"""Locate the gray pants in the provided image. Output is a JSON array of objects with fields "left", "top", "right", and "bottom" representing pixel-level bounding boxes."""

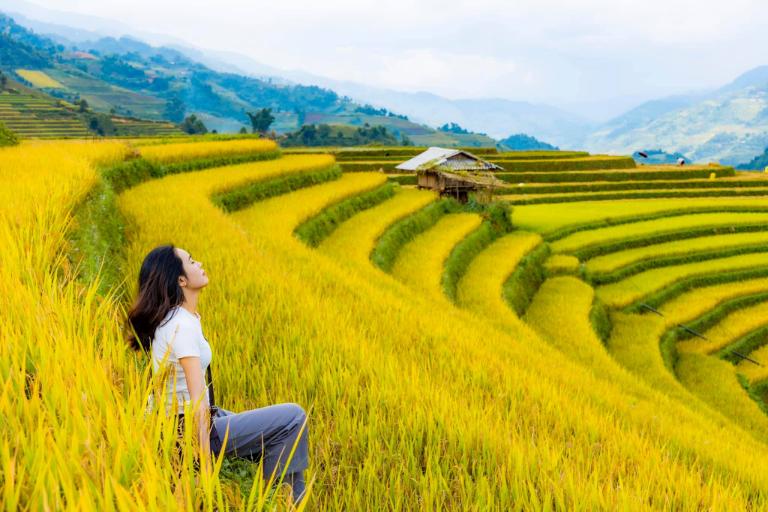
[{"left": 209, "top": 403, "right": 310, "bottom": 482}]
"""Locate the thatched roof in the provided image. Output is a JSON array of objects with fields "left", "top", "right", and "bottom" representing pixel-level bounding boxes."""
[
  {"left": 396, "top": 147, "right": 502, "bottom": 172},
  {"left": 434, "top": 169, "right": 505, "bottom": 187}
]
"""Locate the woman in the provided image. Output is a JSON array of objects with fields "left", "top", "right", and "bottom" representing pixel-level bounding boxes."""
[{"left": 128, "top": 244, "right": 309, "bottom": 504}]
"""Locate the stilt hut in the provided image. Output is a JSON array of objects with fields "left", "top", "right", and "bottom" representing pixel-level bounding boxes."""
[{"left": 396, "top": 147, "right": 503, "bottom": 202}]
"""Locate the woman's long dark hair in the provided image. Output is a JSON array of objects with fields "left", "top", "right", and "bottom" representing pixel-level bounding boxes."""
[{"left": 127, "top": 244, "right": 187, "bottom": 351}]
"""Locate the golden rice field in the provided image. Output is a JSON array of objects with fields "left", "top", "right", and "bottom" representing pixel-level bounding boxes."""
[
  {"left": 139, "top": 139, "right": 278, "bottom": 164},
  {"left": 15, "top": 69, "right": 64, "bottom": 88},
  {"left": 8, "top": 138, "right": 768, "bottom": 510}
]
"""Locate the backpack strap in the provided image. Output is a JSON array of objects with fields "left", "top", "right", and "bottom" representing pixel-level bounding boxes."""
[{"left": 206, "top": 365, "right": 218, "bottom": 415}]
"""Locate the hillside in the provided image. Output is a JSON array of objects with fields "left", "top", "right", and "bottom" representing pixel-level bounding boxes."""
[
  {"left": 0, "top": 76, "right": 182, "bottom": 138},
  {"left": 584, "top": 67, "right": 768, "bottom": 165},
  {"left": 0, "top": 13, "right": 496, "bottom": 147}
]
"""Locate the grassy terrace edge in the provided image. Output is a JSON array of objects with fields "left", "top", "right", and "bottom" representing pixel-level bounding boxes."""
[
  {"left": 495, "top": 167, "right": 733, "bottom": 184},
  {"left": 661, "top": 292, "right": 768, "bottom": 368},
  {"left": 212, "top": 165, "right": 342, "bottom": 212},
  {"left": 626, "top": 267, "right": 768, "bottom": 314},
  {"left": 538, "top": 206, "right": 768, "bottom": 242},
  {"left": 503, "top": 188, "right": 768, "bottom": 204},
  {"left": 441, "top": 203, "right": 513, "bottom": 302},
  {"left": 587, "top": 243, "right": 768, "bottom": 285},
  {"left": 294, "top": 182, "right": 398, "bottom": 247},
  {"left": 71, "top": 147, "right": 295, "bottom": 297},
  {"left": 503, "top": 243, "right": 550, "bottom": 316},
  {"left": 496, "top": 178, "right": 768, "bottom": 195},
  {"left": 371, "top": 198, "right": 462, "bottom": 272},
  {"left": 104, "top": 149, "right": 282, "bottom": 193},
  {"left": 571, "top": 224, "right": 768, "bottom": 260}
]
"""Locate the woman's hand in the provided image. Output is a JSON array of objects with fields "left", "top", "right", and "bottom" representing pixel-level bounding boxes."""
[
  {"left": 179, "top": 356, "right": 213, "bottom": 475},
  {"left": 195, "top": 406, "right": 213, "bottom": 475}
]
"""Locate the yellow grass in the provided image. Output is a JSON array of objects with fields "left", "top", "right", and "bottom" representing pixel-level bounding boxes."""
[
  {"left": 586, "top": 231, "right": 768, "bottom": 274},
  {"left": 608, "top": 312, "right": 694, "bottom": 401},
  {"left": 513, "top": 197, "right": 768, "bottom": 233},
  {"left": 677, "top": 353, "right": 768, "bottom": 441},
  {"left": 139, "top": 138, "right": 278, "bottom": 164},
  {"left": 737, "top": 344, "right": 768, "bottom": 383},
  {"left": 318, "top": 188, "right": 436, "bottom": 264},
  {"left": 596, "top": 252, "right": 768, "bottom": 308},
  {"left": 524, "top": 276, "right": 616, "bottom": 370},
  {"left": 10, "top": 139, "right": 768, "bottom": 508},
  {"left": 677, "top": 300, "right": 768, "bottom": 354},
  {"left": 552, "top": 212, "right": 768, "bottom": 254},
  {"left": 15, "top": 69, "right": 64, "bottom": 88},
  {"left": 456, "top": 231, "right": 541, "bottom": 321},
  {"left": 119, "top": 154, "right": 768, "bottom": 508},
  {"left": 391, "top": 213, "right": 482, "bottom": 299},
  {"left": 501, "top": 187, "right": 768, "bottom": 202},
  {"left": 543, "top": 254, "right": 580, "bottom": 275},
  {"left": 231, "top": 172, "right": 387, "bottom": 241},
  {"left": 659, "top": 277, "right": 768, "bottom": 328}
]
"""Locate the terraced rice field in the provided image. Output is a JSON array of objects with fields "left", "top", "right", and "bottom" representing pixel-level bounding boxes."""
[
  {"left": 10, "top": 138, "right": 768, "bottom": 509},
  {"left": 15, "top": 69, "right": 64, "bottom": 88},
  {"left": 0, "top": 91, "right": 91, "bottom": 138}
]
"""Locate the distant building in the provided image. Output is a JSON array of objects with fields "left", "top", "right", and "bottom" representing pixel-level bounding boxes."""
[{"left": 396, "top": 147, "right": 503, "bottom": 202}]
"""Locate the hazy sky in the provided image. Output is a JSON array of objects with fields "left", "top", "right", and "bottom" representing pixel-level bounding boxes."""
[{"left": 8, "top": 0, "right": 768, "bottom": 118}]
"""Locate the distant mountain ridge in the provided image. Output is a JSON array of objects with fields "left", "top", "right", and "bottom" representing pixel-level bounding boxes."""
[
  {"left": 0, "top": 13, "right": 497, "bottom": 147},
  {"left": 5, "top": 6, "right": 768, "bottom": 164},
  {"left": 583, "top": 67, "right": 768, "bottom": 165}
]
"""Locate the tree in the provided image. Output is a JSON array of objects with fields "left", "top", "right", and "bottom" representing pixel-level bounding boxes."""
[
  {"left": 0, "top": 71, "right": 7, "bottom": 90},
  {"left": 87, "top": 113, "right": 115, "bottom": 136},
  {"left": 0, "top": 121, "right": 19, "bottom": 147},
  {"left": 239, "top": 126, "right": 248, "bottom": 134},
  {"left": 179, "top": 114, "right": 208, "bottom": 135},
  {"left": 164, "top": 97, "right": 186, "bottom": 123},
  {"left": 246, "top": 108, "right": 275, "bottom": 134},
  {"left": 77, "top": 99, "right": 89, "bottom": 113}
]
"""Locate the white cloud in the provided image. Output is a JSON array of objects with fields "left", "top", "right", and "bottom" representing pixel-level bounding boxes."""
[{"left": 9, "top": 0, "right": 768, "bottom": 116}]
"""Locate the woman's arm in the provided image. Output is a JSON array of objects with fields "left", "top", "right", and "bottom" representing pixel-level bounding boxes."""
[{"left": 179, "top": 355, "right": 212, "bottom": 471}]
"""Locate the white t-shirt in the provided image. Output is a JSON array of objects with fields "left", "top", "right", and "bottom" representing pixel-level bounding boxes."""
[{"left": 146, "top": 306, "right": 213, "bottom": 415}]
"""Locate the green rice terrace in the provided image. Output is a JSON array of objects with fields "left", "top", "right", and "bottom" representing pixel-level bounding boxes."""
[{"left": 0, "top": 86, "right": 182, "bottom": 139}]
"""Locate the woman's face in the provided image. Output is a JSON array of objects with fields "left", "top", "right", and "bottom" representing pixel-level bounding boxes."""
[{"left": 175, "top": 247, "right": 209, "bottom": 290}]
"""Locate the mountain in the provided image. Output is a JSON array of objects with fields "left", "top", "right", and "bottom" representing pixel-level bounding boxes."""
[
  {"left": 583, "top": 67, "right": 768, "bottom": 165},
  {"left": 737, "top": 146, "right": 768, "bottom": 170},
  {"left": 498, "top": 133, "right": 558, "bottom": 151},
  {"left": 0, "top": 13, "right": 496, "bottom": 146},
  {"left": 9, "top": 4, "right": 768, "bottom": 163},
  {"left": 0, "top": 3, "right": 595, "bottom": 148},
  {"left": 230, "top": 71, "right": 593, "bottom": 147}
]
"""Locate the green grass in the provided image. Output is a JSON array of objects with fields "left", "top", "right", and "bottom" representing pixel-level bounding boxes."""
[
  {"left": 587, "top": 243, "right": 768, "bottom": 285},
  {"left": 676, "top": 353, "right": 768, "bottom": 442},
  {"left": 501, "top": 177, "right": 768, "bottom": 195},
  {"left": 503, "top": 243, "right": 550, "bottom": 315},
  {"left": 585, "top": 232, "right": 768, "bottom": 276},
  {"left": 295, "top": 183, "right": 397, "bottom": 247},
  {"left": 551, "top": 212, "right": 768, "bottom": 255},
  {"left": 496, "top": 166, "right": 733, "bottom": 184},
  {"left": 596, "top": 252, "right": 768, "bottom": 308},
  {"left": 213, "top": 165, "right": 342, "bottom": 212},
  {"left": 513, "top": 199, "right": 768, "bottom": 236},
  {"left": 441, "top": 204, "right": 514, "bottom": 301},
  {"left": 0, "top": 92, "right": 91, "bottom": 138},
  {"left": 371, "top": 198, "right": 462, "bottom": 272},
  {"left": 390, "top": 213, "right": 483, "bottom": 299},
  {"left": 502, "top": 187, "right": 768, "bottom": 204},
  {"left": 494, "top": 155, "right": 636, "bottom": 172}
]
